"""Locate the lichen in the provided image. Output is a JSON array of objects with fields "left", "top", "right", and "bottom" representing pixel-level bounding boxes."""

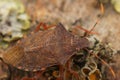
[{"left": 0, "top": 0, "right": 30, "bottom": 48}]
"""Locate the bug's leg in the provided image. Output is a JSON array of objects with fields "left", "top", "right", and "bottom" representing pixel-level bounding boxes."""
[
  {"left": 34, "top": 22, "right": 46, "bottom": 32},
  {"left": 72, "top": 25, "right": 99, "bottom": 36},
  {"left": 44, "top": 25, "right": 56, "bottom": 30},
  {"left": 66, "top": 59, "right": 79, "bottom": 80},
  {"left": 34, "top": 22, "right": 56, "bottom": 32},
  {"left": 56, "top": 65, "right": 64, "bottom": 80}
]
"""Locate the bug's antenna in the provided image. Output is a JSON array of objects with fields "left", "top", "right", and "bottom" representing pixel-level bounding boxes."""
[
  {"left": 86, "top": 15, "right": 102, "bottom": 36},
  {"left": 86, "top": 2, "right": 104, "bottom": 36},
  {"left": 72, "top": 1, "right": 104, "bottom": 36}
]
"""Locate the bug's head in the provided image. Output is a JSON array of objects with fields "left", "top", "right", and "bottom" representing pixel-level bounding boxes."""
[{"left": 73, "top": 36, "right": 90, "bottom": 51}]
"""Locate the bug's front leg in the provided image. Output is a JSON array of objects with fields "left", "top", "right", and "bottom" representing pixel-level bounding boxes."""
[
  {"left": 66, "top": 59, "right": 80, "bottom": 80},
  {"left": 56, "top": 65, "right": 65, "bottom": 80},
  {"left": 34, "top": 22, "right": 56, "bottom": 32}
]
